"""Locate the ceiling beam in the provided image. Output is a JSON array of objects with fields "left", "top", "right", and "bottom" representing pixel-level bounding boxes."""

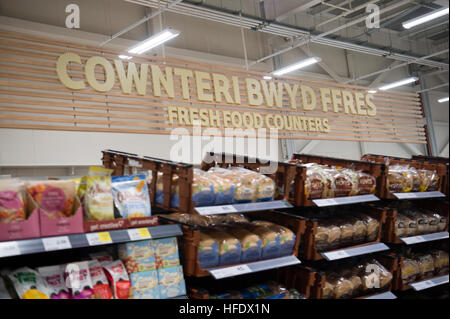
[
  {"left": 298, "top": 47, "right": 346, "bottom": 83},
  {"left": 275, "top": 0, "right": 323, "bottom": 22},
  {"left": 369, "top": 61, "right": 403, "bottom": 87}
]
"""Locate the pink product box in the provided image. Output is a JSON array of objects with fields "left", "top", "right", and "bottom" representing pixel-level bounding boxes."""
[
  {"left": 38, "top": 196, "right": 84, "bottom": 237},
  {"left": 0, "top": 205, "right": 40, "bottom": 242}
]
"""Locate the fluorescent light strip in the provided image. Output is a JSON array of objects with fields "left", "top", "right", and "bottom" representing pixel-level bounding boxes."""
[
  {"left": 263, "top": 75, "right": 273, "bottom": 80},
  {"left": 118, "top": 55, "right": 132, "bottom": 60},
  {"left": 378, "top": 77, "right": 418, "bottom": 91},
  {"left": 272, "top": 57, "right": 321, "bottom": 76},
  {"left": 402, "top": 7, "right": 449, "bottom": 29},
  {"left": 368, "top": 89, "right": 377, "bottom": 94},
  {"left": 438, "top": 97, "right": 449, "bottom": 103},
  {"left": 128, "top": 29, "right": 180, "bottom": 54}
]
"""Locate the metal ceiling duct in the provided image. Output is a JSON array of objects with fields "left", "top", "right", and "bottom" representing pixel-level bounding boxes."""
[{"left": 125, "top": 0, "right": 448, "bottom": 70}]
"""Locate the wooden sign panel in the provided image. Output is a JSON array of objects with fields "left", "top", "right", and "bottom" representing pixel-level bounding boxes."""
[{"left": 0, "top": 31, "right": 426, "bottom": 143}]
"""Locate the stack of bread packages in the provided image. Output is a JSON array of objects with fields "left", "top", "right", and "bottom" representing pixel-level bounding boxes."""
[
  {"left": 314, "top": 211, "right": 380, "bottom": 252},
  {"left": 387, "top": 165, "right": 440, "bottom": 194},
  {"left": 395, "top": 209, "right": 447, "bottom": 239},
  {"left": 321, "top": 258, "right": 393, "bottom": 299},
  {"left": 288, "top": 160, "right": 377, "bottom": 200},
  {"left": 401, "top": 249, "right": 449, "bottom": 286},
  {"left": 164, "top": 213, "right": 296, "bottom": 268},
  {"left": 154, "top": 167, "right": 275, "bottom": 208}
]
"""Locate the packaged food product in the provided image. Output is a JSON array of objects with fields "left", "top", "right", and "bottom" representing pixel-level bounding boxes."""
[
  {"left": 315, "top": 222, "right": 330, "bottom": 251},
  {"left": 241, "top": 223, "right": 280, "bottom": 259},
  {"left": 220, "top": 226, "right": 262, "bottom": 263},
  {"left": 37, "top": 265, "right": 71, "bottom": 299},
  {"left": 327, "top": 273, "right": 354, "bottom": 299},
  {"left": 204, "top": 229, "right": 242, "bottom": 266},
  {"left": 190, "top": 169, "right": 215, "bottom": 207},
  {"left": 431, "top": 250, "right": 449, "bottom": 274},
  {"left": 325, "top": 221, "right": 341, "bottom": 250},
  {"left": 88, "top": 260, "right": 113, "bottom": 299},
  {"left": 342, "top": 168, "right": 359, "bottom": 196},
  {"left": 198, "top": 232, "right": 220, "bottom": 268},
  {"left": 229, "top": 167, "right": 275, "bottom": 202},
  {"left": 207, "top": 167, "right": 252, "bottom": 203},
  {"left": 423, "top": 211, "right": 440, "bottom": 233},
  {"left": 335, "top": 218, "right": 354, "bottom": 247},
  {"left": 403, "top": 210, "right": 431, "bottom": 235},
  {"left": 339, "top": 269, "right": 362, "bottom": 297},
  {"left": 418, "top": 169, "right": 440, "bottom": 191},
  {"left": 157, "top": 266, "right": 186, "bottom": 299},
  {"left": 103, "top": 260, "right": 131, "bottom": 299},
  {"left": 0, "top": 179, "right": 26, "bottom": 223},
  {"left": 364, "top": 260, "right": 393, "bottom": 289},
  {"left": 356, "top": 171, "right": 376, "bottom": 195},
  {"left": 395, "top": 214, "right": 410, "bottom": 238},
  {"left": 112, "top": 174, "right": 151, "bottom": 218},
  {"left": 409, "top": 167, "right": 421, "bottom": 192},
  {"left": 130, "top": 270, "right": 160, "bottom": 299},
  {"left": 220, "top": 213, "right": 249, "bottom": 224},
  {"left": 252, "top": 221, "right": 295, "bottom": 257},
  {"left": 357, "top": 213, "right": 379, "bottom": 242},
  {"left": 416, "top": 254, "right": 435, "bottom": 279},
  {"left": 321, "top": 280, "right": 335, "bottom": 299},
  {"left": 401, "top": 259, "right": 420, "bottom": 284},
  {"left": 153, "top": 237, "right": 180, "bottom": 269},
  {"left": 303, "top": 164, "right": 328, "bottom": 199},
  {"left": 64, "top": 261, "right": 94, "bottom": 299},
  {"left": 205, "top": 169, "right": 235, "bottom": 205},
  {"left": 118, "top": 240, "right": 156, "bottom": 273},
  {"left": 8, "top": 267, "right": 50, "bottom": 299},
  {"left": 347, "top": 216, "right": 367, "bottom": 244},
  {"left": 387, "top": 165, "right": 411, "bottom": 193},
  {"left": 85, "top": 166, "right": 114, "bottom": 221},
  {"left": 26, "top": 179, "right": 76, "bottom": 219},
  {"left": 326, "top": 168, "right": 353, "bottom": 197}
]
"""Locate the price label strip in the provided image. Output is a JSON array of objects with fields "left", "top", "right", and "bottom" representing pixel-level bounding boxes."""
[
  {"left": 195, "top": 200, "right": 293, "bottom": 215},
  {"left": 411, "top": 275, "right": 449, "bottom": 291},
  {"left": 363, "top": 291, "right": 397, "bottom": 299},
  {"left": 393, "top": 191, "right": 445, "bottom": 200},
  {"left": 128, "top": 228, "right": 152, "bottom": 241},
  {"left": 42, "top": 236, "right": 72, "bottom": 252},
  {"left": 313, "top": 195, "right": 379, "bottom": 207},
  {"left": 0, "top": 241, "right": 21, "bottom": 258},
  {"left": 86, "top": 232, "right": 113, "bottom": 246},
  {"left": 195, "top": 205, "right": 237, "bottom": 215},
  {"left": 400, "top": 232, "right": 449, "bottom": 245},
  {"left": 209, "top": 264, "right": 252, "bottom": 279},
  {"left": 322, "top": 243, "right": 389, "bottom": 261}
]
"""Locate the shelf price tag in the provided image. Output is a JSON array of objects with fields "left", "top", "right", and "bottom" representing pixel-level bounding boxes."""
[
  {"left": 128, "top": 228, "right": 152, "bottom": 241},
  {"left": 322, "top": 249, "right": 350, "bottom": 260},
  {"left": 86, "top": 232, "right": 112, "bottom": 246},
  {"left": 42, "top": 236, "right": 72, "bottom": 252},
  {"left": 209, "top": 264, "right": 252, "bottom": 279},
  {"left": 0, "top": 241, "right": 20, "bottom": 258},
  {"left": 195, "top": 205, "right": 237, "bottom": 215},
  {"left": 411, "top": 275, "right": 449, "bottom": 291}
]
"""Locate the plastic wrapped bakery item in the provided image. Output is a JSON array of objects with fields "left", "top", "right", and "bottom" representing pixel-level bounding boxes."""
[
  {"left": 228, "top": 167, "right": 275, "bottom": 202},
  {"left": 365, "top": 260, "right": 393, "bottom": 290},
  {"left": 172, "top": 169, "right": 215, "bottom": 208},
  {"left": 205, "top": 169, "right": 235, "bottom": 205},
  {"left": 346, "top": 216, "right": 367, "bottom": 244},
  {"left": 326, "top": 221, "right": 342, "bottom": 250},
  {"left": 387, "top": 165, "right": 410, "bottom": 193},
  {"left": 327, "top": 272, "right": 354, "bottom": 299},
  {"left": 401, "top": 259, "right": 420, "bottom": 284},
  {"left": 409, "top": 167, "right": 421, "bottom": 192},
  {"left": 403, "top": 210, "right": 432, "bottom": 235},
  {"left": 431, "top": 250, "right": 449, "bottom": 274},
  {"left": 422, "top": 210, "right": 441, "bottom": 233},
  {"left": 342, "top": 168, "right": 359, "bottom": 196},
  {"left": 335, "top": 218, "right": 355, "bottom": 247},
  {"left": 356, "top": 171, "right": 377, "bottom": 195},
  {"left": 416, "top": 254, "right": 435, "bottom": 279},
  {"left": 326, "top": 168, "right": 353, "bottom": 197},
  {"left": 315, "top": 222, "right": 330, "bottom": 251},
  {"left": 220, "top": 225, "right": 262, "bottom": 263},
  {"left": 321, "top": 280, "right": 335, "bottom": 299},
  {"left": 198, "top": 232, "right": 220, "bottom": 268},
  {"left": 0, "top": 179, "right": 26, "bottom": 223},
  {"left": 395, "top": 214, "right": 410, "bottom": 238},
  {"left": 251, "top": 220, "right": 296, "bottom": 257},
  {"left": 356, "top": 213, "right": 379, "bottom": 242},
  {"left": 26, "top": 179, "right": 77, "bottom": 219},
  {"left": 304, "top": 163, "right": 328, "bottom": 199},
  {"left": 220, "top": 213, "right": 249, "bottom": 224},
  {"left": 208, "top": 167, "right": 255, "bottom": 203},
  {"left": 203, "top": 229, "right": 242, "bottom": 266},
  {"left": 241, "top": 223, "right": 280, "bottom": 259},
  {"left": 339, "top": 268, "right": 362, "bottom": 297},
  {"left": 420, "top": 169, "right": 440, "bottom": 191}
]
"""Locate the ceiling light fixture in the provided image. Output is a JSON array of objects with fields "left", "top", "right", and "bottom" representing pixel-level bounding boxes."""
[
  {"left": 402, "top": 7, "right": 449, "bottom": 29},
  {"left": 118, "top": 55, "right": 132, "bottom": 60},
  {"left": 438, "top": 97, "right": 449, "bottom": 103},
  {"left": 378, "top": 77, "right": 418, "bottom": 91},
  {"left": 263, "top": 75, "right": 273, "bottom": 80},
  {"left": 128, "top": 28, "right": 180, "bottom": 55},
  {"left": 271, "top": 57, "right": 321, "bottom": 76},
  {"left": 368, "top": 89, "right": 377, "bottom": 94}
]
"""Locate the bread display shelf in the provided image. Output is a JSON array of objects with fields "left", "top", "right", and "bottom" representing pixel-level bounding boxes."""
[
  {"left": 400, "top": 232, "right": 449, "bottom": 245},
  {"left": 0, "top": 224, "right": 182, "bottom": 259},
  {"left": 393, "top": 191, "right": 445, "bottom": 199},
  {"left": 102, "top": 150, "right": 296, "bottom": 214},
  {"left": 359, "top": 291, "right": 397, "bottom": 299},
  {"left": 412, "top": 155, "right": 449, "bottom": 197},
  {"left": 321, "top": 243, "right": 390, "bottom": 261},
  {"left": 289, "top": 153, "right": 385, "bottom": 207},
  {"left": 313, "top": 194, "right": 380, "bottom": 207},
  {"left": 194, "top": 200, "right": 293, "bottom": 215},
  {"left": 175, "top": 211, "right": 304, "bottom": 277},
  {"left": 301, "top": 207, "right": 386, "bottom": 261},
  {"left": 361, "top": 154, "right": 447, "bottom": 199},
  {"left": 207, "top": 255, "right": 301, "bottom": 279},
  {"left": 410, "top": 274, "right": 449, "bottom": 291}
]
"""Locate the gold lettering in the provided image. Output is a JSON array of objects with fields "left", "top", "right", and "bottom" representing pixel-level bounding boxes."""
[
  {"left": 246, "top": 78, "right": 263, "bottom": 106},
  {"left": 342, "top": 90, "right": 357, "bottom": 114},
  {"left": 195, "top": 71, "right": 214, "bottom": 102},
  {"left": 232, "top": 76, "right": 241, "bottom": 104},
  {"left": 209, "top": 110, "right": 221, "bottom": 127},
  {"left": 242, "top": 112, "right": 254, "bottom": 128},
  {"left": 323, "top": 118, "right": 330, "bottom": 133},
  {"left": 85, "top": 56, "right": 115, "bottom": 92},
  {"left": 199, "top": 108, "right": 210, "bottom": 126},
  {"left": 284, "top": 83, "right": 299, "bottom": 110},
  {"left": 320, "top": 88, "right": 332, "bottom": 112},
  {"left": 366, "top": 94, "right": 377, "bottom": 116},
  {"left": 331, "top": 89, "right": 342, "bottom": 113},
  {"left": 151, "top": 65, "right": 175, "bottom": 98},
  {"left": 354, "top": 92, "right": 367, "bottom": 116},
  {"left": 231, "top": 111, "right": 242, "bottom": 128},
  {"left": 167, "top": 106, "right": 178, "bottom": 124},
  {"left": 301, "top": 85, "right": 316, "bottom": 111},
  {"left": 253, "top": 113, "right": 263, "bottom": 128},
  {"left": 174, "top": 68, "right": 193, "bottom": 100},
  {"left": 114, "top": 60, "right": 148, "bottom": 95},
  {"left": 222, "top": 111, "right": 232, "bottom": 127},
  {"left": 212, "top": 73, "right": 234, "bottom": 104},
  {"left": 261, "top": 81, "right": 284, "bottom": 108},
  {"left": 56, "top": 52, "right": 85, "bottom": 90},
  {"left": 177, "top": 107, "right": 190, "bottom": 125}
]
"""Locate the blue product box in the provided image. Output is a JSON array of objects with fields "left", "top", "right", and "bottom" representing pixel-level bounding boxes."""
[
  {"left": 153, "top": 237, "right": 180, "bottom": 269},
  {"left": 130, "top": 270, "right": 160, "bottom": 299},
  {"left": 157, "top": 266, "right": 186, "bottom": 299},
  {"left": 118, "top": 240, "right": 154, "bottom": 260}
]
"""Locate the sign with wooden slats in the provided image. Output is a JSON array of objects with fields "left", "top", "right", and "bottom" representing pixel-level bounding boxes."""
[{"left": 0, "top": 31, "right": 426, "bottom": 143}]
